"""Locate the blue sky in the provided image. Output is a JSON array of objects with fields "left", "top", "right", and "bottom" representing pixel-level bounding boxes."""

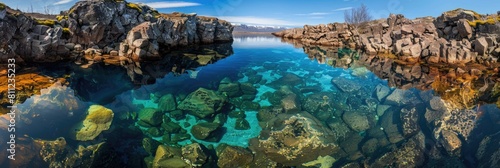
[{"left": 1, "top": 0, "right": 499, "bottom": 27}]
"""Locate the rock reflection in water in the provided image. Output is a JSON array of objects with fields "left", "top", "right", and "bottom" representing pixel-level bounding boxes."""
[{"left": 283, "top": 37, "right": 500, "bottom": 110}]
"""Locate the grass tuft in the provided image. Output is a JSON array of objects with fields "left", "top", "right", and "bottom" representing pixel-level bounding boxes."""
[
  {"left": 126, "top": 3, "right": 142, "bottom": 13},
  {"left": 35, "top": 19, "right": 56, "bottom": 27}
]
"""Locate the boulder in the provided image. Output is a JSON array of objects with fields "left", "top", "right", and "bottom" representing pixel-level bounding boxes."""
[
  {"left": 181, "top": 143, "right": 208, "bottom": 167},
  {"left": 138, "top": 108, "right": 163, "bottom": 126},
  {"left": 158, "top": 94, "right": 176, "bottom": 112},
  {"left": 250, "top": 112, "right": 340, "bottom": 166},
  {"left": 73, "top": 105, "right": 114, "bottom": 141},
  {"left": 216, "top": 144, "right": 254, "bottom": 168},
  {"left": 384, "top": 89, "right": 421, "bottom": 106},
  {"left": 474, "top": 37, "right": 488, "bottom": 56},
  {"left": 190, "top": 122, "right": 222, "bottom": 141},
  {"left": 400, "top": 106, "right": 420, "bottom": 137},
  {"left": 457, "top": 19, "right": 472, "bottom": 39},
  {"left": 178, "top": 88, "right": 226, "bottom": 118},
  {"left": 342, "top": 112, "right": 370, "bottom": 132}
]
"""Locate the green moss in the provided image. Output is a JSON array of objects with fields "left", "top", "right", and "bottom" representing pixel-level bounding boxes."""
[
  {"left": 151, "top": 10, "right": 161, "bottom": 18},
  {"left": 35, "top": 19, "right": 56, "bottom": 27},
  {"left": 0, "top": 3, "right": 6, "bottom": 10},
  {"left": 126, "top": 3, "right": 142, "bottom": 13}
]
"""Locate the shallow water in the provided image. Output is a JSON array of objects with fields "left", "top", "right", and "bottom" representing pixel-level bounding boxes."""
[{"left": 1, "top": 35, "right": 500, "bottom": 167}]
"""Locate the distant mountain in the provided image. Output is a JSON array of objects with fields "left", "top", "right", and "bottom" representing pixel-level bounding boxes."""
[{"left": 233, "top": 24, "right": 287, "bottom": 32}]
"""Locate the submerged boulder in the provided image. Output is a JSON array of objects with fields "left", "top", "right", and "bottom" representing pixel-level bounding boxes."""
[
  {"left": 138, "top": 108, "right": 163, "bottom": 126},
  {"left": 216, "top": 144, "right": 254, "bottom": 168},
  {"left": 190, "top": 122, "right": 222, "bottom": 141},
  {"left": 250, "top": 112, "right": 340, "bottom": 166},
  {"left": 73, "top": 105, "right": 114, "bottom": 141},
  {"left": 158, "top": 94, "right": 176, "bottom": 112},
  {"left": 178, "top": 88, "right": 226, "bottom": 118}
]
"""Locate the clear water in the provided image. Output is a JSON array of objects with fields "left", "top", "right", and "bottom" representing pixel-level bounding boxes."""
[{"left": 1, "top": 35, "right": 500, "bottom": 167}]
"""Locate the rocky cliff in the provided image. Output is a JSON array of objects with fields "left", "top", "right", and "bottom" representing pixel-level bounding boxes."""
[
  {"left": 273, "top": 9, "right": 500, "bottom": 65},
  {"left": 0, "top": 0, "right": 233, "bottom": 64}
]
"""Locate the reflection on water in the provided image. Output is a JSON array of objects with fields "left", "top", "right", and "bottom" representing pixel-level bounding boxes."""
[{"left": 0, "top": 36, "right": 499, "bottom": 167}]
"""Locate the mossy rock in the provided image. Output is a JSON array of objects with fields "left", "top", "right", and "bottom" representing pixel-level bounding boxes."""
[
  {"left": 126, "top": 2, "right": 142, "bottom": 13},
  {"left": 158, "top": 94, "right": 176, "bottom": 112},
  {"left": 147, "top": 127, "right": 163, "bottom": 137},
  {"left": 74, "top": 105, "right": 114, "bottom": 141},
  {"left": 138, "top": 108, "right": 163, "bottom": 126},
  {"left": 191, "top": 123, "right": 222, "bottom": 141},
  {"left": 178, "top": 88, "right": 227, "bottom": 118},
  {"left": 228, "top": 110, "right": 246, "bottom": 119},
  {"left": 0, "top": 3, "right": 6, "bottom": 10},
  {"left": 171, "top": 133, "right": 191, "bottom": 143},
  {"left": 142, "top": 137, "right": 161, "bottom": 155},
  {"left": 35, "top": 19, "right": 56, "bottom": 27},
  {"left": 235, "top": 118, "right": 250, "bottom": 130},
  {"left": 161, "top": 121, "right": 182, "bottom": 134}
]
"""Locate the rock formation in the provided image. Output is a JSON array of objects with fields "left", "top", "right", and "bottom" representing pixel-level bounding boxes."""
[
  {"left": 0, "top": 0, "right": 233, "bottom": 63},
  {"left": 274, "top": 8, "right": 500, "bottom": 65}
]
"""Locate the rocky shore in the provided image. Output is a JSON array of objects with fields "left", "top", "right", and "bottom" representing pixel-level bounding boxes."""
[
  {"left": 273, "top": 9, "right": 500, "bottom": 65},
  {"left": 0, "top": 0, "right": 233, "bottom": 65}
]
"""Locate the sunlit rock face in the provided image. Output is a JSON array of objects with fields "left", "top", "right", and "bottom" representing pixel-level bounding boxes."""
[
  {"left": 275, "top": 9, "right": 500, "bottom": 65},
  {"left": 0, "top": 0, "right": 233, "bottom": 63}
]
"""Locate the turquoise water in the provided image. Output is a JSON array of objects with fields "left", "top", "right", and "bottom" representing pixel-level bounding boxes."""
[{"left": 1, "top": 35, "right": 500, "bottom": 167}]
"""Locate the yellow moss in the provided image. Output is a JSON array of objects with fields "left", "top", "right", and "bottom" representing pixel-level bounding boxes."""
[
  {"left": 151, "top": 10, "right": 161, "bottom": 18},
  {"left": 0, "top": 3, "right": 6, "bottom": 10},
  {"left": 56, "top": 15, "right": 68, "bottom": 21},
  {"left": 35, "top": 19, "right": 56, "bottom": 27},
  {"left": 467, "top": 17, "right": 500, "bottom": 27},
  {"left": 63, "top": 27, "right": 71, "bottom": 34},
  {"left": 85, "top": 105, "right": 114, "bottom": 124},
  {"left": 126, "top": 3, "right": 142, "bottom": 13}
]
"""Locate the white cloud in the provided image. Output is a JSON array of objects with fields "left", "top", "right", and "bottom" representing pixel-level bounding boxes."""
[
  {"left": 144, "top": 1, "right": 201, "bottom": 9},
  {"left": 295, "top": 12, "right": 331, "bottom": 16},
  {"left": 332, "top": 7, "right": 353, "bottom": 11},
  {"left": 217, "top": 16, "right": 301, "bottom": 26},
  {"left": 53, "top": 0, "right": 73, "bottom": 5}
]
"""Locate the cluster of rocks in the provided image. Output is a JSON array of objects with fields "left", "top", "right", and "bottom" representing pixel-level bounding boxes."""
[
  {"left": 274, "top": 8, "right": 500, "bottom": 65},
  {"left": 0, "top": 0, "right": 233, "bottom": 64}
]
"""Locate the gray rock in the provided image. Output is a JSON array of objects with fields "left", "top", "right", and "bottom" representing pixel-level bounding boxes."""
[{"left": 474, "top": 37, "right": 488, "bottom": 56}]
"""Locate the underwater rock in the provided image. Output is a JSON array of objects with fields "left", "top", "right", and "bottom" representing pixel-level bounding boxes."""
[
  {"left": 384, "top": 89, "right": 421, "bottom": 106},
  {"left": 326, "top": 118, "right": 353, "bottom": 142},
  {"left": 228, "top": 110, "right": 246, "bottom": 118},
  {"left": 302, "top": 155, "right": 337, "bottom": 168},
  {"left": 380, "top": 108, "right": 405, "bottom": 144},
  {"left": 342, "top": 111, "right": 371, "bottom": 132},
  {"left": 434, "top": 109, "right": 476, "bottom": 141},
  {"left": 271, "top": 72, "right": 303, "bottom": 87},
  {"left": 439, "top": 130, "right": 462, "bottom": 156},
  {"left": 158, "top": 94, "right": 176, "bottom": 112},
  {"left": 240, "top": 83, "right": 257, "bottom": 95},
  {"left": 424, "top": 107, "right": 444, "bottom": 126},
  {"left": 191, "top": 122, "right": 222, "bottom": 141},
  {"left": 37, "top": 138, "right": 121, "bottom": 168},
  {"left": 216, "top": 144, "right": 254, "bottom": 168},
  {"left": 74, "top": 105, "right": 114, "bottom": 141},
  {"left": 142, "top": 137, "right": 161, "bottom": 155},
  {"left": 475, "top": 131, "right": 500, "bottom": 168},
  {"left": 361, "top": 138, "right": 379, "bottom": 156},
  {"left": 369, "top": 132, "right": 426, "bottom": 167},
  {"left": 181, "top": 143, "right": 208, "bottom": 167},
  {"left": 374, "top": 84, "right": 391, "bottom": 102},
  {"left": 400, "top": 106, "right": 420, "bottom": 137},
  {"left": 161, "top": 121, "right": 182, "bottom": 134},
  {"left": 376, "top": 104, "right": 391, "bottom": 117},
  {"left": 178, "top": 88, "right": 226, "bottom": 118},
  {"left": 281, "top": 94, "right": 301, "bottom": 114},
  {"left": 218, "top": 77, "right": 243, "bottom": 98},
  {"left": 138, "top": 108, "right": 163, "bottom": 126},
  {"left": 303, "top": 92, "right": 334, "bottom": 115},
  {"left": 172, "top": 133, "right": 191, "bottom": 143},
  {"left": 332, "top": 77, "right": 361, "bottom": 93},
  {"left": 339, "top": 134, "right": 364, "bottom": 160},
  {"left": 250, "top": 112, "right": 340, "bottom": 166},
  {"left": 147, "top": 127, "right": 163, "bottom": 137},
  {"left": 429, "top": 96, "right": 446, "bottom": 111},
  {"left": 153, "top": 145, "right": 189, "bottom": 168},
  {"left": 235, "top": 118, "right": 251, "bottom": 130},
  {"left": 240, "top": 101, "right": 261, "bottom": 111}
]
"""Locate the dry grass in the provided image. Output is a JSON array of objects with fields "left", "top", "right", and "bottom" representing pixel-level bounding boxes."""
[
  {"left": 35, "top": 19, "right": 56, "bottom": 26},
  {"left": 126, "top": 3, "right": 142, "bottom": 13},
  {"left": 467, "top": 16, "right": 500, "bottom": 27}
]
